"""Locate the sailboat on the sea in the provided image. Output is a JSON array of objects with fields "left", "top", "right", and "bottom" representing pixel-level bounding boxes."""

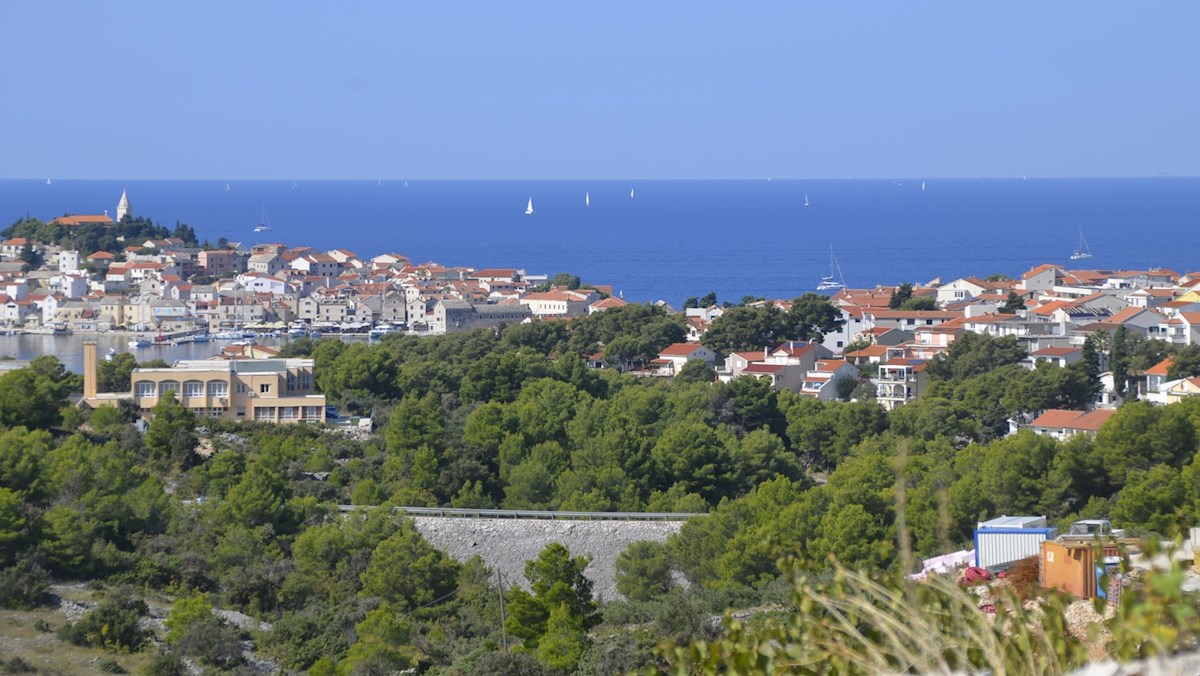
[
  {"left": 816, "top": 244, "right": 846, "bottom": 292},
  {"left": 1070, "top": 228, "right": 1093, "bottom": 260},
  {"left": 630, "top": 188, "right": 635, "bottom": 199},
  {"left": 525, "top": 197, "right": 534, "bottom": 215},
  {"left": 804, "top": 192, "right": 810, "bottom": 207},
  {"left": 254, "top": 209, "right": 272, "bottom": 232},
  {"left": 585, "top": 192, "right": 590, "bottom": 207},
  {"left": 46, "top": 178, "right": 52, "bottom": 186}
]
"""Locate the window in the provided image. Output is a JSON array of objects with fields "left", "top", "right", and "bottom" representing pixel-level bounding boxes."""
[
  {"left": 254, "top": 407, "right": 273, "bottom": 420},
  {"left": 183, "top": 380, "right": 203, "bottom": 398},
  {"left": 159, "top": 381, "right": 179, "bottom": 396},
  {"left": 236, "top": 383, "right": 248, "bottom": 394},
  {"left": 236, "top": 406, "right": 246, "bottom": 417},
  {"left": 260, "top": 383, "right": 271, "bottom": 394},
  {"left": 135, "top": 381, "right": 155, "bottom": 397},
  {"left": 207, "top": 381, "right": 227, "bottom": 397}
]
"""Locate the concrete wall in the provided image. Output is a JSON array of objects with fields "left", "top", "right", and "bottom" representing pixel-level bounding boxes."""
[{"left": 413, "top": 517, "right": 687, "bottom": 602}]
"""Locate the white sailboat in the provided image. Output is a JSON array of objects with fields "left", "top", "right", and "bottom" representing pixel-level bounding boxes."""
[
  {"left": 921, "top": 180, "right": 926, "bottom": 192},
  {"left": 254, "top": 208, "right": 272, "bottom": 232},
  {"left": 816, "top": 244, "right": 846, "bottom": 292},
  {"left": 225, "top": 184, "right": 231, "bottom": 192},
  {"left": 1070, "top": 228, "right": 1093, "bottom": 260},
  {"left": 585, "top": 192, "right": 590, "bottom": 207},
  {"left": 630, "top": 188, "right": 635, "bottom": 199},
  {"left": 46, "top": 178, "right": 52, "bottom": 186},
  {"left": 525, "top": 197, "right": 534, "bottom": 215},
  {"left": 803, "top": 192, "right": 810, "bottom": 207}
]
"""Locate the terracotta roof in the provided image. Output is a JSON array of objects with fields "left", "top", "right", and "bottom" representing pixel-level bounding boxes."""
[
  {"left": 1030, "top": 300, "right": 1071, "bottom": 316},
  {"left": 1107, "top": 306, "right": 1153, "bottom": 324},
  {"left": 730, "top": 350, "right": 767, "bottom": 362},
  {"left": 1022, "top": 264, "right": 1061, "bottom": 279},
  {"left": 1030, "top": 408, "right": 1117, "bottom": 431},
  {"left": 50, "top": 214, "right": 113, "bottom": 226},
  {"left": 883, "top": 357, "right": 926, "bottom": 372},
  {"left": 1146, "top": 357, "right": 1172, "bottom": 377},
  {"left": 590, "top": 297, "right": 627, "bottom": 309},
  {"left": 845, "top": 345, "right": 890, "bottom": 358},
  {"left": 867, "top": 310, "right": 960, "bottom": 319},
  {"left": 470, "top": 268, "right": 519, "bottom": 278},
  {"left": 659, "top": 342, "right": 707, "bottom": 357}
]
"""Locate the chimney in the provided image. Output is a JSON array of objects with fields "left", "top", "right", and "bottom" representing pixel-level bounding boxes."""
[{"left": 83, "top": 342, "right": 97, "bottom": 399}]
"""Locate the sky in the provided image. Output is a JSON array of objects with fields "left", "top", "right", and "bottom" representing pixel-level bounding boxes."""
[{"left": 2, "top": 2, "right": 1198, "bottom": 180}]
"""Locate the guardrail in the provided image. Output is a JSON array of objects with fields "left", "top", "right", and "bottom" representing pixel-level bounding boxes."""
[{"left": 336, "top": 505, "right": 705, "bottom": 521}]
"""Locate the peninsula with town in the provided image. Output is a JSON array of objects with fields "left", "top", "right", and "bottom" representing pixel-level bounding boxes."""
[
  {"left": 4, "top": 191, "right": 1197, "bottom": 423},
  {"left": 7, "top": 191, "right": 1200, "bottom": 673}
]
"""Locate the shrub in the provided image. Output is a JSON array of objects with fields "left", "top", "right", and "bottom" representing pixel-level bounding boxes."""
[
  {"left": 57, "top": 588, "right": 151, "bottom": 652},
  {"left": 463, "top": 651, "right": 552, "bottom": 675},
  {"left": 98, "top": 658, "right": 126, "bottom": 673},
  {"left": 0, "top": 558, "right": 51, "bottom": 609},
  {"left": 1, "top": 657, "right": 35, "bottom": 673},
  {"left": 139, "top": 650, "right": 188, "bottom": 676},
  {"left": 173, "top": 618, "right": 245, "bottom": 669}
]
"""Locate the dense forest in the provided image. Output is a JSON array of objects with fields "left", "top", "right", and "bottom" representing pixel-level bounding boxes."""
[{"left": 5, "top": 302, "right": 1200, "bottom": 672}]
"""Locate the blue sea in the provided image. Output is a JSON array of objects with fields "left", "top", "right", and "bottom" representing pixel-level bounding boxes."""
[{"left": 2, "top": 178, "right": 1198, "bottom": 306}]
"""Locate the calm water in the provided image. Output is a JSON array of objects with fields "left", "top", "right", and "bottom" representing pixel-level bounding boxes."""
[{"left": 3, "top": 178, "right": 1198, "bottom": 307}]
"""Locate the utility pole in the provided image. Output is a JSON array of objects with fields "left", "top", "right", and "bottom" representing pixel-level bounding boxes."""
[{"left": 496, "top": 572, "right": 509, "bottom": 652}]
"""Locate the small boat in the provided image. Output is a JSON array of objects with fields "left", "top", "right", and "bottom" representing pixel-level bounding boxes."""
[
  {"left": 1070, "top": 228, "right": 1093, "bottom": 260},
  {"left": 224, "top": 183, "right": 231, "bottom": 191},
  {"left": 231, "top": 339, "right": 257, "bottom": 347},
  {"left": 308, "top": 330, "right": 322, "bottom": 339},
  {"left": 816, "top": 244, "right": 846, "bottom": 292},
  {"left": 128, "top": 338, "right": 151, "bottom": 348},
  {"left": 104, "top": 347, "right": 117, "bottom": 361},
  {"left": 804, "top": 192, "right": 810, "bottom": 207},
  {"left": 921, "top": 180, "right": 926, "bottom": 192},
  {"left": 46, "top": 178, "right": 52, "bottom": 186},
  {"left": 585, "top": 191, "right": 590, "bottom": 207},
  {"left": 630, "top": 188, "right": 635, "bottom": 199},
  {"left": 254, "top": 208, "right": 272, "bottom": 232},
  {"left": 525, "top": 197, "right": 534, "bottom": 215},
  {"left": 212, "top": 331, "right": 242, "bottom": 340},
  {"left": 191, "top": 333, "right": 210, "bottom": 343},
  {"left": 287, "top": 327, "right": 307, "bottom": 338},
  {"left": 369, "top": 324, "right": 396, "bottom": 339}
]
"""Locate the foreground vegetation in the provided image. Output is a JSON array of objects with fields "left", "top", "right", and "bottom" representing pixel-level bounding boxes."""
[{"left": 4, "top": 302, "right": 1200, "bottom": 672}]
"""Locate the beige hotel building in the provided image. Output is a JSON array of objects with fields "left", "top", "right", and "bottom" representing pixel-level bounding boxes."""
[{"left": 82, "top": 343, "right": 326, "bottom": 423}]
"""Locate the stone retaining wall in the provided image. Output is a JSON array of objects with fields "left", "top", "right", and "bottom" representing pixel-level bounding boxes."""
[{"left": 413, "top": 517, "right": 687, "bottom": 602}]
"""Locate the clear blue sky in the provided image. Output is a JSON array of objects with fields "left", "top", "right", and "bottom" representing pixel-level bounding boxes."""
[{"left": 3, "top": 1, "right": 1197, "bottom": 179}]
